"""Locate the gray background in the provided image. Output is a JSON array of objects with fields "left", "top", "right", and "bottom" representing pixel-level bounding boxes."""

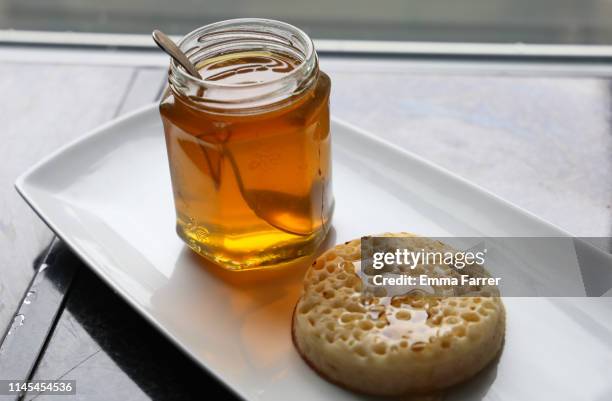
[{"left": 3, "top": 0, "right": 612, "bottom": 44}]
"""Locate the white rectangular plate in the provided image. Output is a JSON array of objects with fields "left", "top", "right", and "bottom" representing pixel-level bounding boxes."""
[{"left": 16, "top": 104, "right": 612, "bottom": 401}]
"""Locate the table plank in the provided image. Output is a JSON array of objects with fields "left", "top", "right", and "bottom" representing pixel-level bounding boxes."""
[
  {"left": 0, "top": 239, "right": 78, "bottom": 401},
  {"left": 119, "top": 67, "right": 166, "bottom": 112},
  {"left": 0, "top": 63, "right": 136, "bottom": 336}
]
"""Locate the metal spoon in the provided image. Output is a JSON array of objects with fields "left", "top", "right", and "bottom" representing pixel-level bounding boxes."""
[
  {"left": 152, "top": 29, "right": 314, "bottom": 236},
  {"left": 152, "top": 29, "right": 202, "bottom": 79}
]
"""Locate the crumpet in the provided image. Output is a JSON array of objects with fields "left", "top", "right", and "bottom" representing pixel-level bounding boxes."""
[{"left": 292, "top": 234, "right": 505, "bottom": 396}]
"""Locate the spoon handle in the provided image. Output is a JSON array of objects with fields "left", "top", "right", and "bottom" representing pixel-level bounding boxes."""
[{"left": 152, "top": 30, "right": 202, "bottom": 79}]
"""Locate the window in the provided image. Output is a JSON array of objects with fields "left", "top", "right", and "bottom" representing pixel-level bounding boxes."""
[{"left": 1, "top": 0, "right": 612, "bottom": 45}]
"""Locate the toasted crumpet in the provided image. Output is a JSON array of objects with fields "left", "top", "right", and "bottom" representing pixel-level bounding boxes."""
[{"left": 292, "top": 233, "right": 505, "bottom": 396}]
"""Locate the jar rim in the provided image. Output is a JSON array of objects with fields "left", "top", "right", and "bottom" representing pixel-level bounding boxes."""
[{"left": 170, "top": 18, "right": 316, "bottom": 90}]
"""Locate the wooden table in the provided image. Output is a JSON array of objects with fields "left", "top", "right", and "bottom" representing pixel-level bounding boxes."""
[{"left": 0, "top": 45, "right": 610, "bottom": 400}]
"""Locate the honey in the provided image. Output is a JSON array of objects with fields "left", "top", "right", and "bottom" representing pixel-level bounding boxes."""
[{"left": 159, "top": 20, "right": 333, "bottom": 270}]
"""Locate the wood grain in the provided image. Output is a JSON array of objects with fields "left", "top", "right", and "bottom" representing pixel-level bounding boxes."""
[{"left": 0, "top": 63, "right": 136, "bottom": 335}]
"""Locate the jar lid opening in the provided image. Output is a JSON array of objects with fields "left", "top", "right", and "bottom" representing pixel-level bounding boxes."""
[{"left": 170, "top": 18, "right": 316, "bottom": 90}]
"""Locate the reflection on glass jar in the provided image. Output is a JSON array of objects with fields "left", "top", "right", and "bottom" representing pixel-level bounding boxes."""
[{"left": 159, "top": 19, "right": 333, "bottom": 270}]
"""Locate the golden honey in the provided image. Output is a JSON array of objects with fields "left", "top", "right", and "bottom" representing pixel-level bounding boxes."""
[{"left": 160, "top": 20, "right": 333, "bottom": 270}]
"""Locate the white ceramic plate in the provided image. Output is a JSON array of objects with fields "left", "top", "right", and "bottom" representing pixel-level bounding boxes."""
[{"left": 16, "top": 104, "right": 612, "bottom": 401}]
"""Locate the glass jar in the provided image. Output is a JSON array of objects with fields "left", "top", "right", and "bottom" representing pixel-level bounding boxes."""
[{"left": 159, "top": 18, "right": 333, "bottom": 271}]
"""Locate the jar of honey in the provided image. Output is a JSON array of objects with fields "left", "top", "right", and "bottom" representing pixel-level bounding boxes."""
[{"left": 160, "top": 19, "right": 333, "bottom": 270}]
